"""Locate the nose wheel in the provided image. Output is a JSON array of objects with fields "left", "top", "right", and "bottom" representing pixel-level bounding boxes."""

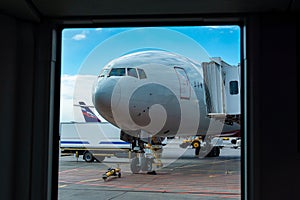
[
  {"left": 130, "top": 157, "right": 141, "bottom": 173},
  {"left": 123, "top": 132, "right": 163, "bottom": 174},
  {"left": 130, "top": 143, "right": 162, "bottom": 174},
  {"left": 130, "top": 156, "right": 153, "bottom": 173}
]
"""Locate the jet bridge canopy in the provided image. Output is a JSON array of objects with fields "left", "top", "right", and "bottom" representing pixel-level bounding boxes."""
[{"left": 202, "top": 58, "right": 241, "bottom": 116}]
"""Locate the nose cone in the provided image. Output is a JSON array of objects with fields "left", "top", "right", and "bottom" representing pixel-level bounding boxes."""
[{"left": 93, "top": 77, "right": 119, "bottom": 125}]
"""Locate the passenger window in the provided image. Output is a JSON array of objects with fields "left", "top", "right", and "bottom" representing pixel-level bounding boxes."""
[
  {"left": 109, "top": 68, "right": 125, "bottom": 76},
  {"left": 127, "top": 68, "right": 138, "bottom": 78},
  {"left": 137, "top": 68, "right": 147, "bottom": 79},
  {"left": 230, "top": 80, "right": 239, "bottom": 95}
]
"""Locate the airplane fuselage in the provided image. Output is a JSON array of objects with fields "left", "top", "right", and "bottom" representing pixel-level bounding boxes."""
[{"left": 92, "top": 50, "right": 239, "bottom": 138}]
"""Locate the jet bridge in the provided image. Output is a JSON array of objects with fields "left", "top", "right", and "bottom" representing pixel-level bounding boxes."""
[{"left": 202, "top": 58, "right": 241, "bottom": 124}]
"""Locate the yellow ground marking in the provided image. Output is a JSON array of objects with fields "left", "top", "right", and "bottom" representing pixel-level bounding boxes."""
[
  {"left": 59, "top": 184, "right": 68, "bottom": 188},
  {"left": 79, "top": 178, "right": 102, "bottom": 183}
]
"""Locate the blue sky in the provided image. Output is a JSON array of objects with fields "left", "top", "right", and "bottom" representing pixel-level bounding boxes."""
[{"left": 61, "top": 26, "right": 240, "bottom": 76}]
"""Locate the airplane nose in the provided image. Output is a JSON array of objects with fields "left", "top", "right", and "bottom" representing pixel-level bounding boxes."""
[{"left": 93, "top": 78, "right": 120, "bottom": 125}]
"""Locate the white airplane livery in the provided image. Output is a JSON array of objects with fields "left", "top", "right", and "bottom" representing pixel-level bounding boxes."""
[{"left": 92, "top": 50, "right": 240, "bottom": 173}]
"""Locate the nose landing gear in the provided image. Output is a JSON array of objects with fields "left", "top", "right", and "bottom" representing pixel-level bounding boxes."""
[{"left": 130, "top": 138, "right": 163, "bottom": 174}]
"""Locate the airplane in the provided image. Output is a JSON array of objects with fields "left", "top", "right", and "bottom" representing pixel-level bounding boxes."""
[{"left": 92, "top": 50, "right": 240, "bottom": 173}]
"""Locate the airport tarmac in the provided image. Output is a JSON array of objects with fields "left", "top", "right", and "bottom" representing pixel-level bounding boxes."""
[{"left": 58, "top": 139, "right": 241, "bottom": 200}]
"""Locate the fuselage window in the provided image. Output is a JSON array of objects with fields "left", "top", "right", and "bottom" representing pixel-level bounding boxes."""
[
  {"left": 229, "top": 80, "right": 239, "bottom": 95},
  {"left": 108, "top": 68, "right": 126, "bottom": 77},
  {"left": 137, "top": 68, "right": 147, "bottom": 79},
  {"left": 127, "top": 68, "right": 138, "bottom": 78}
]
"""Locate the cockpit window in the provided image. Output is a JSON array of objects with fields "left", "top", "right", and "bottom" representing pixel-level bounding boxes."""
[
  {"left": 127, "top": 68, "right": 138, "bottom": 78},
  {"left": 99, "top": 69, "right": 110, "bottom": 77},
  {"left": 106, "top": 67, "right": 146, "bottom": 79},
  {"left": 108, "top": 68, "right": 126, "bottom": 77},
  {"left": 137, "top": 68, "right": 147, "bottom": 79}
]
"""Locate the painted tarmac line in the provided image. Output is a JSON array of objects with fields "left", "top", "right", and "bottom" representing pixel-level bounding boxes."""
[
  {"left": 79, "top": 178, "right": 102, "bottom": 183},
  {"left": 59, "top": 184, "right": 68, "bottom": 188}
]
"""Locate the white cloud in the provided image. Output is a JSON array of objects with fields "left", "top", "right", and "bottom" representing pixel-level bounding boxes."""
[
  {"left": 72, "top": 33, "right": 86, "bottom": 40},
  {"left": 207, "top": 25, "right": 239, "bottom": 29},
  {"left": 71, "top": 30, "right": 92, "bottom": 40},
  {"left": 60, "top": 74, "right": 76, "bottom": 99},
  {"left": 206, "top": 26, "right": 239, "bottom": 34},
  {"left": 95, "top": 28, "right": 102, "bottom": 31}
]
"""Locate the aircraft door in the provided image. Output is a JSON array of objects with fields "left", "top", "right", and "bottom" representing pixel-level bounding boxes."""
[{"left": 174, "top": 67, "right": 191, "bottom": 99}]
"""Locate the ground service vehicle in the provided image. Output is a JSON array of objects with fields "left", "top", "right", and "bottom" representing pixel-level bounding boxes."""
[{"left": 60, "top": 121, "right": 131, "bottom": 162}]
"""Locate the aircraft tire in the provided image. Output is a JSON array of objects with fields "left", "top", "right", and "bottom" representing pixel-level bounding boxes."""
[
  {"left": 130, "top": 157, "right": 141, "bottom": 173},
  {"left": 141, "top": 158, "right": 152, "bottom": 171}
]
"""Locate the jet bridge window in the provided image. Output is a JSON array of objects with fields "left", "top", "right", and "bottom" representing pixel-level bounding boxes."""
[
  {"left": 137, "top": 68, "right": 147, "bottom": 79},
  {"left": 127, "top": 68, "right": 138, "bottom": 78},
  {"left": 108, "top": 68, "right": 126, "bottom": 77},
  {"left": 229, "top": 80, "right": 239, "bottom": 95}
]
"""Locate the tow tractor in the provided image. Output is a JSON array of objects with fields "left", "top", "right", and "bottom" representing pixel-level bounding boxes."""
[
  {"left": 179, "top": 136, "right": 223, "bottom": 157},
  {"left": 179, "top": 136, "right": 240, "bottom": 157}
]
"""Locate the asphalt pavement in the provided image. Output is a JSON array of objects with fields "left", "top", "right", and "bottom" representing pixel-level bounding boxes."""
[{"left": 58, "top": 138, "right": 241, "bottom": 200}]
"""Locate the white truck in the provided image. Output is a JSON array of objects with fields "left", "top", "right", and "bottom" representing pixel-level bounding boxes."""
[
  {"left": 60, "top": 101, "right": 131, "bottom": 162},
  {"left": 60, "top": 121, "right": 131, "bottom": 162}
]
